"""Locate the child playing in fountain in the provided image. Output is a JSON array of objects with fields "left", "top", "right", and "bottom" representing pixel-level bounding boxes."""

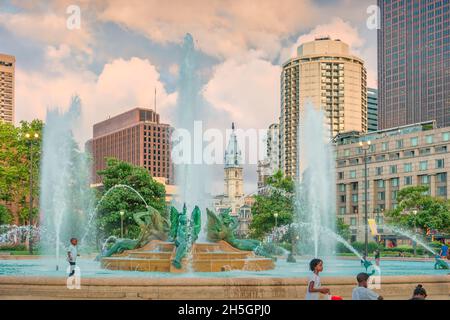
[
  {"left": 67, "top": 238, "right": 79, "bottom": 277},
  {"left": 352, "top": 272, "right": 383, "bottom": 300},
  {"left": 305, "top": 258, "right": 330, "bottom": 300}
]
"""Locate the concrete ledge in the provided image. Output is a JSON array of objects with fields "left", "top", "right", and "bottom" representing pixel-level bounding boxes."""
[{"left": 0, "top": 275, "right": 448, "bottom": 300}]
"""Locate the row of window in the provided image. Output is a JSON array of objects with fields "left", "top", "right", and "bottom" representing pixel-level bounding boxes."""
[
  {"left": 338, "top": 172, "right": 448, "bottom": 192},
  {"left": 338, "top": 158, "right": 446, "bottom": 179}
]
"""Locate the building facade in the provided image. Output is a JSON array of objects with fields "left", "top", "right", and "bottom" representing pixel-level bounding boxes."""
[
  {"left": 368, "top": 88, "right": 378, "bottom": 132},
  {"left": 214, "top": 123, "right": 255, "bottom": 237},
  {"left": 335, "top": 121, "right": 450, "bottom": 242},
  {"left": 281, "top": 37, "right": 367, "bottom": 178},
  {"left": 89, "top": 107, "right": 174, "bottom": 184},
  {"left": 378, "top": 0, "right": 450, "bottom": 129},
  {"left": 257, "top": 123, "right": 280, "bottom": 189},
  {"left": 0, "top": 54, "right": 15, "bottom": 123}
]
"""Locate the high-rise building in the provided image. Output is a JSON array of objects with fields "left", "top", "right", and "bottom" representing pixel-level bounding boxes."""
[
  {"left": 378, "top": 0, "right": 450, "bottom": 129},
  {"left": 368, "top": 88, "right": 378, "bottom": 132},
  {"left": 89, "top": 107, "right": 174, "bottom": 184},
  {"left": 335, "top": 121, "right": 449, "bottom": 242},
  {"left": 257, "top": 123, "right": 280, "bottom": 189},
  {"left": 266, "top": 123, "right": 280, "bottom": 173},
  {"left": 0, "top": 54, "right": 15, "bottom": 123},
  {"left": 280, "top": 37, "right": 367, "bottom": 178}
]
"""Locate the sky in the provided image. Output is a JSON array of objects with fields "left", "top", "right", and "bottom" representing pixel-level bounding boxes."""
[{"left": 0, "top": 0, "right": 378, "bottom": 195}]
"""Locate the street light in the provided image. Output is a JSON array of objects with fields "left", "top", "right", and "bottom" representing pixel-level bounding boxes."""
[
  {"left": 273, "top": 212, "right": 278, "bottom": 229},
  {"left": 412, "top": 209, "right": 418, "bottom": 256},
  {"left": 359, "top": 140, "right": 371, "bottom": 259},
  {"left": 120, "top": 210, "right": 125, "bottom": 238},
  {"left": 25, "top": 132, "right": 39, "bottom": 255}
]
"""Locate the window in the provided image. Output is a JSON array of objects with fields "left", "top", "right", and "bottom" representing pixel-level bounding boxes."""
[
  {"left": 338, "top": 184, "right": 346, "bottom": 192},
  {"left": 350, "top": 218, "right": 357, "bottom": 226},
  {"left": 381, "top": 142, "right": 389, "bottom": 151},
  {"left": 391, "top": 178, "right": 399, "bottom": 187},
  {"left": 404, "top": 163, "right": 413, "bottom": 172},
  {"left": 437, "top": 172, "right": 447, "bottom": 183},
  {"left": 404, "top": 176, "right": 413, "bottom": 185},
  {"left": 338, "top": 172, "right": 344, "bottom": 180},
  {"left": 419, "top": 148, "right": 431, "bottom": 155},
  {"left": 443, "top": 132, "right": 450, "bottom": 141},
  {"left": 404, "top": 150, "right": 415, "bottom": 157},
  {"left": 396, "top": 140, "right": 404, "bottom": 148},
  {"left": 425, "top": 135, "right": 434, "bottom": 144},
  {"left": 437, "top": 186, "right": 447, "bottom": 197},
  {"left": 410, "top": 137, "right": 419, "bottom": 146},
  {"left": 352, "top": 194, "right": 358, "bottom": 203},
  {"left": 340, "top": 195, "right": 346, "bottom": 203},
  {"left": 377, "top": 192, "right": 385, "bottom": 201},
  {"left": 390, "top": 165, "right": 397, "bottom": 174},
  {"left": 349, "top": 170, "right": 357, "bottom": 179},
  {"left": 376, "top": 167, "right": 383, "bottom": 175},
  {"left": 419, "top": 161, "right": 428, "bottom": 171},
  {"left": 436, "top": 159, "right": 445, "bottom": 169},
  {"left": 420, "top": 175, "right": 430, "bottom": 184},
  {"left": 392, "top": 190, "right": 398, "bottom": 200},
  {"left": 339, "top": 207, "right": 346, "bottom": 215},
  {"left": 377, "top": 180, "right": 385, "bottom": 188}
]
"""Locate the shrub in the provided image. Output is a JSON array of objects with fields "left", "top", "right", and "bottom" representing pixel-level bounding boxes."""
[{"left": 0, "top": 244, "right": 27, "bottom": 251}]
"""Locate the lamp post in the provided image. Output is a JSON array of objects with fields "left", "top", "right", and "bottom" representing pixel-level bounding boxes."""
[
  {"left": 273, "top": 212, "right": 278, "bottom": 243},
  {"left": 25, "top": 132, "right": 39, "bottom": 255},
  {"left": 359, "top": 140, "right": 371, "bottom": 259},
  {"left": 120, "top": 210, "right": 125, "bottom": 238},
  {"left": 412, "top": 209, "right": 417, "bottom": 256}
]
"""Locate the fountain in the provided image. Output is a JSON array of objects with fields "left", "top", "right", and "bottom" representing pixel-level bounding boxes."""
[
  {"left": 39, "top": 96, "right": 96, "bottom": 269},
  {"left": 295, "top": 104, "right": 337, "bottom": 258},
  {"left": 172, "top": 33, "right": 211, "bottom": 240}
]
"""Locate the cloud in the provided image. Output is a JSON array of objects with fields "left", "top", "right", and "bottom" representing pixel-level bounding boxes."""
[
  {"left": 280, "top": 17, "right": 365, "bottom": 62},
  {"left": 0, "top": 11, "right": 93, "bottom": 56},
  {"left": 95, "top": 0, "right": 319, "bottom": 60},
  {"left": 203, "top": 51, "right": 281, "bottom": 131},
  {"left": 279, "top": 17, "right": 377, "bottom": 87},
  {"left": 15, "top": 56, "right": 177, "bottom": 145}
]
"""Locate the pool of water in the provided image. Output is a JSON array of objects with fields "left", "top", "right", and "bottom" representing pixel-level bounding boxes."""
[{"left": 0, "top": 257, "right": 447, "bottom": 278}]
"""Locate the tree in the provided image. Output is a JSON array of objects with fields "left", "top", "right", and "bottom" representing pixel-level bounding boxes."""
[
  {"left": 0, "top": 204, "right": 12, "bottom": 225},
  {"left": 96, "top": 158, "right": 167, "bottom": 239},
  {"left": 249, "top": 170, "right": 294, "bottom": 239},
  {"left": 0, "top": 120, "right": 43, "bottom": 224},
  {"left": 386, "top": 185, "right": 450, "bottom": 234},
  {"left": 337, "top": 217, "right": 351, "bottom": 241}
]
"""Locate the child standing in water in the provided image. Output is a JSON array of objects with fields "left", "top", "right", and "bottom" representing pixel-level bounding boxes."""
[
  {"left": 67, "top": 238, "right": 79, "bottom": 277},
  {"left": 305, "top": 258, "right": 330, "bottom": 300}
]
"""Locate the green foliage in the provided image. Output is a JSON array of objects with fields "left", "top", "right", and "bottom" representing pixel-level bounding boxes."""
[
  {"left": 0, "top": 204, "right": 12, "bottom": 224},
  {"left": 0, "top": 120, "right": 43, "bottom": 224},
  {"left": 337, "top": 241, "right": 380, "bottom": 254},
  {"left": 0, "top": 244, "right": 27, "bottom": 251},
  {"left": 336, "top": 217, "right": 351, "bottom": 241},
  {"left": 385, "top": 185, "right": 450, "bottom": 234},
  {"left": 96, "top": 158, "right": 167, "bottom": 239},
  {"left": 249, "top": 170, "right": 294, "bottom": 239}
]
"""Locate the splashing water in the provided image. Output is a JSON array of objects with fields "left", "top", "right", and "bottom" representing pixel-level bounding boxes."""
[
  {"left": 39, "top": 96, "right": 95, "bottom": 268},
  {"left": 381, "top": 224, "right": 437, "bottom": 255},
  {"left": 295, "top": 104, "right": 336, "bottom": 258},
  {"left": 172, "top": 33, "right": 211, "bottom": 241},
  {"left": 80, "top": 184, "right": 149, "bottom": 244}
]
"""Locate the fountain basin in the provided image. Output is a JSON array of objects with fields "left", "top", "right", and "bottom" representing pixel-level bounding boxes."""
[{"left": 100, "top": 240, "right": 275, "bottom": 272}]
